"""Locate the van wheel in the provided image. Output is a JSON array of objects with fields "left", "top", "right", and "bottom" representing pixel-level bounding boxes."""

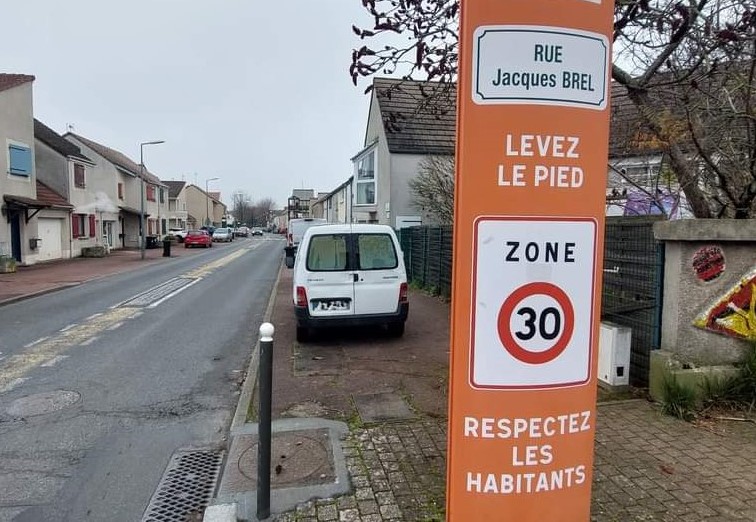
[
  {"left": 296, "top": 326, "right": 310, "bottom": 343},
  {"left": 388, "top": 322, "right": 405, "bottom": 338}
]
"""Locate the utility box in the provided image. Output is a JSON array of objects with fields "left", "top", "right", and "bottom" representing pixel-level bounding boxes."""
[{"left": 598, "top": 322, "right": 632, "bottom": 387}]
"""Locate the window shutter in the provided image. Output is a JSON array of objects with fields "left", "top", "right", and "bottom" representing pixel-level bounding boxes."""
[
  {"left": 9, "top": 144, "right": 32, "bottom": 176},
  {"left": 89, "top": 215, "right": 96, "bottom": 237},
  {"left": 72, "top": 214, "right": 80, "bottom": 238},
  {"left": 118, "top": 183, "right": 124, "bottom": 199}
]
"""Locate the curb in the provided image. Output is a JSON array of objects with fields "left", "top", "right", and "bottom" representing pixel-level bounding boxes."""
[{"left": 0, "top": 282, "right": 82, "bottom": 308}]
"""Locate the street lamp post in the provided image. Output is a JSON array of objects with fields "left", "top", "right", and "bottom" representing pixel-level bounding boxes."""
[
  {"left": 140, "top": 140, "right": 165, "bottom": 260},
  {"left": 205, "top": 177, "right": 219, "bottom": 227}
]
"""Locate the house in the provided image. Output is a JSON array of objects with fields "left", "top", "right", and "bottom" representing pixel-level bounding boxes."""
[
  {"left": 605, "top": 82, "right": 689, "bottom": 218},
  {"left": 164, "top": 181, "right": 189, "bottom": 230},
  {"left": 286, "top": 189, "right": 316, "bottom": 219},
  {"left": 0, "top": 73, "right": 46, "bottom": 265},
  {"left": 34, "top": 119, "right": 95, "bottom": 260},
  {"left": 345, "top": 78, "right": 456, "bottom": 228},
  {"left": 317, "top": 178, "right": 353, "bottom": 224},
  {"left": 183, "top": 184, "right": 227, "bottom": 229},
  {"left": 65, "top": 133, "right": 169, "bottom": 248}
]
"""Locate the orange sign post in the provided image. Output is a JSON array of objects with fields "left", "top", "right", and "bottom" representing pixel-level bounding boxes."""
[{"left": 446, "top": 0, "right": 613, "bottom": 520}]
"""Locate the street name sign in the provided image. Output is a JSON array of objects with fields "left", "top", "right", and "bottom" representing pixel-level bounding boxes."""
[{"left": 446, "top": 0, "right": 613, "bottom": 520}]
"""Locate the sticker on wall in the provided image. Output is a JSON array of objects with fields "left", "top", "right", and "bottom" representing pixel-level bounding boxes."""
[
  {"left": 692, "top": 246, "right": 725, "bottom": 282},
  {"left": 694, "top": 265, "right": 756, "bottom": 340}
]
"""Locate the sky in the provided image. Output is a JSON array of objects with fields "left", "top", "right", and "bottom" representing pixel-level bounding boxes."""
[{"left": 1, "top": 1, "right": 378, "bottom": 209}]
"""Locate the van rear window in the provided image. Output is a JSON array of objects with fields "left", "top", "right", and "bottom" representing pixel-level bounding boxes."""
[
  {"left": 306, "top": 235, "right": 348, "bottom": 271},
  {"left": 357, "top": 234, "right": 397, "bottom": 270}
]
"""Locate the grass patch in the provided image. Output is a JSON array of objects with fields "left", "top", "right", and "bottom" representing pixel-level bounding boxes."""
[
  {"left": 662, "top": 345, "right": 756, "bottom": 421},
  {"left": 660, "top": 375, "right": 697, "bottom": 421}
]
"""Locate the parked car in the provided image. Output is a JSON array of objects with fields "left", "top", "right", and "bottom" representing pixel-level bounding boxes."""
[
  {"left": 200, "top": 225, "right": 216, "bottom": 237},
  {"left": 291, "top": 224, "right": 408, "bottom": 341},
  {"left": 168, "top": 228, "right": 187, "bottom": 242},
  {"left": 184, "top": 230, "right": 212, "bottom": 248},
  {"left": 251, "top": 228, "right": 263, "bottom": 237},
  {"left": 234, "top": 226, "right": 249, "bottom": 238},
  {"left": 212, "top": 227, "right": 233, "bottom": 242}
]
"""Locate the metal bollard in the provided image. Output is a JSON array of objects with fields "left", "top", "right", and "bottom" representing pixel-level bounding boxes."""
[{"left": 257, "top": 323, "right": 275, "bottom": 520}]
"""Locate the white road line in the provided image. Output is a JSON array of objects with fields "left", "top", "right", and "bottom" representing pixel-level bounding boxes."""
[
  {"left": 147, "top": 278, "right": 202, "bottom": 309},
  {"left": 106, "top": 322, "right": 123, "bottom": 331},
  {"left": 86, "top": 312, "right": 104, "bottom": 320},
  {"left": 60, "top": 324, "right": 77, "bottom": 332},
  {"left": 24, "top": 337, "right": 50, "bottom": 348},
  {"left": 41, "top": 355, "right": 69, "bottom": 367},
  {"left": 80, "top": 337, "right": 99, "bottom": 346}
]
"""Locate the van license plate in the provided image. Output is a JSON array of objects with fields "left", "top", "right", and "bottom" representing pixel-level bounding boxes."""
[{"left": 313, "top": 299, "right": 351, "bottom": 311}]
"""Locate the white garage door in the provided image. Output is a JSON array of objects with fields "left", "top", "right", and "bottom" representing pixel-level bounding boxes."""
[{"left": 38, "top": 218, "right": 63, "bottom": 261}]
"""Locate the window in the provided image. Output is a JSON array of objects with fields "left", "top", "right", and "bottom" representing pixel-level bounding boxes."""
[
  {"left": 118, "top": 183, "right": 124, "bottom": 200},
  {"left": 146, "top": 185, "right": 156, "bottom": 202},
  {"left": 72, "top": 214, "right": 96, "bottom": 238},
  {"left": 307, "top": 234, "right": 348, "bottom": 272},
  {"left": 355, "top": 150, "right": 375, "bottom": 205},
  {"left": 74, "top": 163, "right": 86, "bottom": 188},
  {"left": 8, "top": 143, "right": 32, "bottom": 176},
  {"left": 357, "top": 234, "right": 397, "bottom": 270},
  {"left": 159, "top": 188, "right": 165, "bottom": 204}
]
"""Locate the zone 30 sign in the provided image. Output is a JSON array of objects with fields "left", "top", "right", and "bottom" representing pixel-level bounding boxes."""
[
  {"left": 446, "top": 0, "right": 612, "bottom": 520},
  {"left": 471, "top": 218, "right": 596, "bottom": 389}
]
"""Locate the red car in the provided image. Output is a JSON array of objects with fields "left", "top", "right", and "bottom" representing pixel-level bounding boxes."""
[{"left": 184, "top": 230, "right": 213, "bottom": 248}]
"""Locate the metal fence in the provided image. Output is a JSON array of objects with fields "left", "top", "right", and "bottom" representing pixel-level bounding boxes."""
[
  {"left": 399, "top": 217, "right": 664, "bottom": 386},
  {"left": 601, "top": 216, "right": 665, "bottom": 387},
  {"left": 399, "top": 226, "right": 454, "bottom": 299}
]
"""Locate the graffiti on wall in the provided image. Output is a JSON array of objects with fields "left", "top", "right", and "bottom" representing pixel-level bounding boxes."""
[
  {"left": 692, "top": 246, "right": 725, "bottom": 282},
  {"left": 694, "top": 266, "right": 756, "bottom": 340}
]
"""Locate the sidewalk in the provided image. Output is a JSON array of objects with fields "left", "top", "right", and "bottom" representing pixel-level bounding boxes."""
[
  {"left": 224, "top": 268, "right": 756, "bottom": 521},
  {"left": 0, "top": 242, "right": 198, "bottom": 306}
]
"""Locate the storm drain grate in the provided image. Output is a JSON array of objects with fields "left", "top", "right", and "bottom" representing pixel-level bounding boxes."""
[
  {"left": 141, "top": 449, "right": 224, "bottom": 522},
  {"left": 120, "top": 278, "right": 196, "bottom": 308}
]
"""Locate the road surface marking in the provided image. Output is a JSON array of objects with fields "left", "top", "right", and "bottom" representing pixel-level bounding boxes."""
[
  {"left": 147, "top": 278, "right": 201, "bottom": 309},
  {"left": 184, "top": 249, "right": 247, "bottom": 279},
  {"left": 41, "top": 355, "right": 69, "bottom": 367},
  {"left": 23, "top": 337, "right": 49, "bottom": 348},
  {"left": 0, "top": 307, "right": 141, "bottom": 393},
  {"left": 60, "top": 324, "right": 77, "bottom": 332}
]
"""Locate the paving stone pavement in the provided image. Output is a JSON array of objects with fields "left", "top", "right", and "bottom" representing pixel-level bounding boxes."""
[{"left": 270, "top": 401, "right": 756, "bottom": 521}]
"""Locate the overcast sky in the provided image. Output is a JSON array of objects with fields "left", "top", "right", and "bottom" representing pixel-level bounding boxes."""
[{"left": 1, "top": 1, "right": 377, "bottom": 209}]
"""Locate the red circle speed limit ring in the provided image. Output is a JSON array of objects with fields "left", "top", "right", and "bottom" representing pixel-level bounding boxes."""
[{"left": 497, "top": 282, "right": 575, "bottom": 364}]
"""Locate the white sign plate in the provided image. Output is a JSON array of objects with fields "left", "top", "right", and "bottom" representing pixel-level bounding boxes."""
[
  {"left": 470, "top": 217, "right": 597, "bottom": 389},
  {"left": 472, "top": 25, "right": 609, "bottom": 109}
]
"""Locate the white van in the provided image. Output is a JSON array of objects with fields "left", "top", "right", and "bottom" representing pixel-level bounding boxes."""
[
  {"left": 287, "top": 218, "right": 328, "bottom": 250},
  {"left": 291, "top": 224, "right": 409, "bottom": 341}
]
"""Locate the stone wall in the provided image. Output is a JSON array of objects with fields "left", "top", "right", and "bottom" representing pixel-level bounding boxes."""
[{"left": 654, "top": 219, "right": 756, "bottom": 365}]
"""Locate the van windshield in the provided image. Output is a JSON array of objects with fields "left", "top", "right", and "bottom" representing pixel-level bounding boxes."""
[
  {"left": 307, "top": 234, "right": 348, "bottom": 271},
  {"left": 357, "top": 234, "right": 397, "bottom": 270}
]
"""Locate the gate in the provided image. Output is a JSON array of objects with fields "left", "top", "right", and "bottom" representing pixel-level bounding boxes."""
[{"left": 601, "top": 216, "right": 665, "bottom": 387}]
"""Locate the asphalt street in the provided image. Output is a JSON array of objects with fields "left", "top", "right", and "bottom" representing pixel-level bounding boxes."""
[{"left": 0, "top": 237, "right": 283, "bottom": 521}]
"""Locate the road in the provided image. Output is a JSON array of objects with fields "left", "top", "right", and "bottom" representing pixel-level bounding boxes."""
[{"left": 0, "top": 236, "right": 283, "bottom": 521}]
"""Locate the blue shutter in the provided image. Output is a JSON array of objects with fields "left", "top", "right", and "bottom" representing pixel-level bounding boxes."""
[{"left": 9, "top": 144, "right": 32, "bottom": 176}]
